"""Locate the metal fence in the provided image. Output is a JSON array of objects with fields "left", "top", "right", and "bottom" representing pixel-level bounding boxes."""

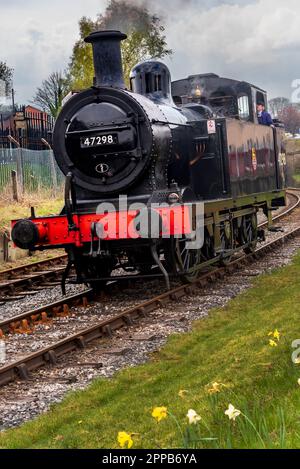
[
  {"left": 0, "top": 108, "right": 54, "bottom": 150},
  {"left": 0, "top": 147, "right": 64, "bottom": 193}
]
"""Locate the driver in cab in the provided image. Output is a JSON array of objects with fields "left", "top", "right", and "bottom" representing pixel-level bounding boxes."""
[{"left": 257, "top": 101, "right": 274, "bottom": 127}]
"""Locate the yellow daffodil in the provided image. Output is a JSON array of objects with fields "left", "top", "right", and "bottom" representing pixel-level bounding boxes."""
[
  {"left": 207, "top": 381, "right": 222, "bottom": 394},
  {"left": 178, "top": 389, "right": 188, "bottom": 398},
  {"left": 298, "top": 379, "right": 300, "bottom": 386},
  {"left": 117, "top": 431, "right": 134, "bottom": 449},
  {"left": 269, "top": 339, "right": 278, "bottom": 347},
  {"left": 225, "top": 404, "right": 241, "bottom": 421},
  {"left": 268, "top": 329, "right": 280, "bottom": 341},
  {"left": 186, "top": 409, "right": 201, "bottom": 425},
  {"left": 152, "top": 406, "right": 167, "bottom": 422},
  {"left": 295, "top": 357, "right": 300, "bottom": 364}
]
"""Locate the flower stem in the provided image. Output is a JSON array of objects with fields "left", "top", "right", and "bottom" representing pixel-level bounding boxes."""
[
  {"left": 199, "top": 416, "right": 211, "bottom": 433},
  {"left": 241, "top": 412, "right": 266, "bottom": 448},
  {"left": 168, "top": 412, "right": 187, "bottom": 448}
]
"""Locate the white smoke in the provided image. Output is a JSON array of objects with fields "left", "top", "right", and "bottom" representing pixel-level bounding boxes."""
[{"left": 119, "top": 0, "right": 300, "bottom": 98}]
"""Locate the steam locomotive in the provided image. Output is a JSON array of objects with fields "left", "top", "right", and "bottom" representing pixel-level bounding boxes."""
[{"left": 11, "top": 30, "right": 286, "bottom": 292}]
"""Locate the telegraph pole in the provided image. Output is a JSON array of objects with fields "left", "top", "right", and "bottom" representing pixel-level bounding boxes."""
[{"left": 11, "top": 87, "right": 15, "bottom": 112}]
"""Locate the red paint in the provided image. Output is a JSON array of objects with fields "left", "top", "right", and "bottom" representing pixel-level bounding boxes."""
[{"left": 12, "top": 205, "right": 193, "bottom": 248}]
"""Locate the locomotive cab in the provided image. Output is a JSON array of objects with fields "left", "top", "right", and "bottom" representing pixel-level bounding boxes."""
[{"left": 171, "top": 75, "right": 286, "bottom": 200}]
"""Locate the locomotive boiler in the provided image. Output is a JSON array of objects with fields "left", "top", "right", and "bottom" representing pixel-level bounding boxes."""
[{"left": 11, "top": 30, "right": 286, "bottom": 292}]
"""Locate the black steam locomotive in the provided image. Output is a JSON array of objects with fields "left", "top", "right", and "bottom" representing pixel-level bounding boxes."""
[{"left": 12, "top": 30, "right": 286, "bottom": 291}]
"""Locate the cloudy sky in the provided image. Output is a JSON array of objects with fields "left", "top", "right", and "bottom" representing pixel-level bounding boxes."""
[{"left": 1, "top": 0, "right": 300, "bottom": 105}]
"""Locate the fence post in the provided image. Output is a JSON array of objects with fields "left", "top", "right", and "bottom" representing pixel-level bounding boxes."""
[
  {"left": 17, "top": 147, "right": 24, "bottom": 192},
  {"left": 11, "top": 170, "right": 19, "bottom": 201},
  {"left": 41, "top": 138, "right": 57, "bottom": 194},
  {"left": 3, "top": 231, "right": 10, "bottom": 262},
  {"left": 49, "top": 150, "right": 57, "bottom": 192},
  {"left": 8, "top": 135, "right": 24, "bottom": 195}
]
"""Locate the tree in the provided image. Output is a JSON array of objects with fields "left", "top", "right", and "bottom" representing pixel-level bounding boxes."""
[
  {"left": 278, "top": 106, "right": 300, "bottom": 135},
  {"left": 0, "top": 61, "right": 13, "bottom": 94},
  {"left": 268, "top": 97, "right": 290, "bottom": 118},
  {"left": 68, "top": 0, "right": 172, "bottom": 90},
  {"left": 33, "top": 72, "right": 68, "bottom": 118},
  {"left": 0, "top": 61, "right": 13, "bottom": 112}
]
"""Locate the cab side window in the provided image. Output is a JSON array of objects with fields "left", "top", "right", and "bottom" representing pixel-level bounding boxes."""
[
  {"left": 238, "top": 95, "right": 250, "bottom": 121},
  {"left": 256, "top": 91, "right": 265, "bottom": 107}
]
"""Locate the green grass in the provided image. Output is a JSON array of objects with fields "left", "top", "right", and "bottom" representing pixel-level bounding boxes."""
[
  {"left": 0, "top": 195, "right": 63, "bottom": 233},
  {"left": 2, "top": 251, "right": 300, "bottom": 449},
  {"left": 293, "top": 173, "right": 300, "bottom": 184}
]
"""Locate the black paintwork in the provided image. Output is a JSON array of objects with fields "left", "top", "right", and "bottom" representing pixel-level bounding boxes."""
[
  {"left": 12, "top": 30, "right": 287, "bottom": 289},
  {"left": 84, "top": 30, "right": 127, "bottom": 88},
  {"left": 53, "top": 30, "right": 285, "bottom": 213}
]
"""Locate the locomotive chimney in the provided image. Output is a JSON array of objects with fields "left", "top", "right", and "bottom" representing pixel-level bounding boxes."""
[{"left": 84, "top": 30, "right": 127, "bottom": 88}]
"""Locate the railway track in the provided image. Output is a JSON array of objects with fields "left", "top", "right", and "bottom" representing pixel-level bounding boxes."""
[
  {"left": 0, "top": 189, "right": 298, "bottom": 303},
  {"left": 0, "top": 254, "right": 67, "bottom": 302},
  {"left": 0, "top": 290, "right": 92, "bottom": 337},
  {"left": 0, "top": 189, "right": 298, "bottom": 332},
  {"left": 0, "top": 189, "right": 300, "bottom": 387}
]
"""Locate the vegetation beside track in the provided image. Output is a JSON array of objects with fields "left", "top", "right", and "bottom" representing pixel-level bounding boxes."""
[
  {"left": 0, "top": 194, "right": 64, "bottom": 269},
  {"left": 0, "top": 193, "right": 63, "bottom": 233},
  {"left": 1, "top": 251, "right": 300, "bottom": 449},
  {"left": 0, "top": 248, "right": 64, "bottom": 272},
  {"left": 292, "top": 172, "right": 300, "bottom": 185}
]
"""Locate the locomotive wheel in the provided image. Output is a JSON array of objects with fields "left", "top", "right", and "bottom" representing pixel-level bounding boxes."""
[
  {"left": 201, "top": 229, "right": 215, "bottom": 261},
  {"left": 168, "top": 237, "right": 202, "bottom": 283},
  {"left": 219, "top": 220, "right": 233, "bottom": 266},
  {"left": 243, "top": 213, "right": 258, "bottom": 254},
  {"left": 165, "top": 228, "right": 217, "bottom": 283},
  {"left": 238, "top": 216, "right": 248, "bottom": 246},
  {"left": 82, "top": 258, "right": 113, "bottom": 291},
  {"left": 131, "top": 250, "right": 155, "bottom": 275}
]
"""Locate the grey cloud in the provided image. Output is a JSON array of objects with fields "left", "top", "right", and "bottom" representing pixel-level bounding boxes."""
[
  {"left": 156, "top": 0, "right": 300, "bottom": 99},
  {"left": 0, "top": 0, "right": 298, "bottom": 103},
  {"left": 27, "top": 29, "right": 44, "bottom": 43}
]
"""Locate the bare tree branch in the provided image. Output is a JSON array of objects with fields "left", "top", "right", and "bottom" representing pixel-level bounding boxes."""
[{"left": 33, "top": 72, "right": 68, "bottom": 118}]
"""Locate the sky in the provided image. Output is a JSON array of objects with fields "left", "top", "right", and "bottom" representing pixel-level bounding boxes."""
[{"left": 0, "top": 0, "right": 300, "bottom": 105}]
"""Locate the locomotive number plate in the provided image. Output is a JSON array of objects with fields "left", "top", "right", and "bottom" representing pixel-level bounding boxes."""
[{"left": 80, "top": 134, "right": 118, "bottom": 148}]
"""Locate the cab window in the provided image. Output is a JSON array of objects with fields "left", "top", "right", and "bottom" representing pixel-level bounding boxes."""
[
  {"left": 256, "top": 91, "right": 265, "bottom": 107},
  {"left": 238, "top": 95, "right": 250, "bottom": 120}
]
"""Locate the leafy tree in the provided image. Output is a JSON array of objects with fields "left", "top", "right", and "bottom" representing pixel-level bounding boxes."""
[
  {"left": 278, "top": 106, "right": 300, "bottom": 135},
  {"left": 268, "top": 97, "right": 290, "bottom": 118},
  {"left": 33, "top": 72, "right": 68, "bottom": 118},
  {"left": 68, "top": 0, "right": 172, "bottom": 90},
  {"left": 66, "top": 17, "right": 94, "bottom": 91}
]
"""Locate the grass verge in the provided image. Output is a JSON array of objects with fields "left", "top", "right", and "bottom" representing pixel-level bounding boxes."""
[
  {"left": 0, "top": 190, "right": 63, "bottom": 233},
  {"left": 0, "top": 249, "right": 65, "bottom": 272},
  {"left": 0, "top": 191, "right": 64, "bottom": 268},
  {"left": 293, "top": 173, "right": 300, "bottom": 185},
  {"left": 1, "top": 251, "right": 300, "bottom": 449}
]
